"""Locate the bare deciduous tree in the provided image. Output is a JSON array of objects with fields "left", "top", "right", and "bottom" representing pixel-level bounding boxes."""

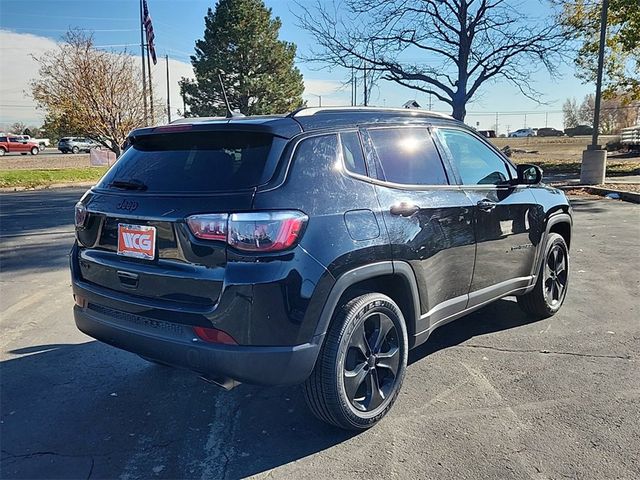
[
  {"left": 296, "top": 0, "right": 567, "bottom": 120},
  {"left": 31, "top": 30, "right": 156, "bottom": 156},
  {"left": 8, "top": 122, "right": 27, "bottom": 135}
]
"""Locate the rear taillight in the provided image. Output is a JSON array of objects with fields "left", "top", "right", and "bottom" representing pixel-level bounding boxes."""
[
  {"left": 74, "top": 202, "right": 87, "bottom": 229},
  {"left": 186, "top": 213, "right": 228, "bottom": 241},
  {"left": 186, "top": 211, "right": 308, "bottom": 252}
]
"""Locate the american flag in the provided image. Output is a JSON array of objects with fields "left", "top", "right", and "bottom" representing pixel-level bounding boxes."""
[{"left": 143, "top": 0, "right": 157, "bottom": 65}]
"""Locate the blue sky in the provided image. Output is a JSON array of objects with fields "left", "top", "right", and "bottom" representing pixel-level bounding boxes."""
[{"left": 0, "top": 0, "right": 595, "bottom": 131}]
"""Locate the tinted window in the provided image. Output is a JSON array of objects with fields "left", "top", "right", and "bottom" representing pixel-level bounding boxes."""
[
  {"left": 293, "top": 134, "right": 338, "bottom": 172},
  {"left": 368, "top": 128, "right": 448, "bottom": 185},
  {"left": 339, "top": 131, "right": 366, "bottom": 176},
  {"left": 98, "top": 131, "right": 275, "bottom": 193},
  {"left": 436, "top": 128, "right": 511, "bottom": 185},
  {"left": 0, "top": 137, "right": 7, "bottom": 142}
]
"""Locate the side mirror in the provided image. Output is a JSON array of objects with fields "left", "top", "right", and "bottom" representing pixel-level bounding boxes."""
[{"left": 516, "top": 164, "right": 542, "bottom": 185}]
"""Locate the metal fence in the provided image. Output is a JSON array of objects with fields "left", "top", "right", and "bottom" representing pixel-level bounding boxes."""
[{"left": 620, "top": 125, "right": 640, "bottom": 146}]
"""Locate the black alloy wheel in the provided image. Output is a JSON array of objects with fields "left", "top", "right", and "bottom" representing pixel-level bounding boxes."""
[
  {"left": 544, "top": 244, "right": 568, "bottom": 307},
  {"left": 304, "top": 292, "right": 408, "bottom": 430},
  {"left": 518, "top": 233, "right": 569, "bottom": 318},
  {"left": 343, "top": 310, "right": 401, "bottom": 412}
]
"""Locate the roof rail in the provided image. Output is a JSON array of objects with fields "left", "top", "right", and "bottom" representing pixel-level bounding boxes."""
[{"left": 288, "top": 106, "right": 453, "bottom": 119}]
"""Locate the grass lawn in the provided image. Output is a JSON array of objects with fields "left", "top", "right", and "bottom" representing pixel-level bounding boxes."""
[{"left": 0, "top": 167, "right": 108, "bottom": 189}]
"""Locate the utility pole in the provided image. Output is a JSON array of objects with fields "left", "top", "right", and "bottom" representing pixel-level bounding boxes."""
[
  {"left": 308, "top": 93, "right": 322, "bottom": 107},
  {"left": 545, "top": 112, "right": 548, "bottom": 128},
  {"left": 591, "top": 0, "right": 609, "bottom": 149},
  {"left": 350, "top": 66, "right": 355, "bottom": 106},
  {"left": 165, "top": 54, "right": 171, "bottom": 123},
  {"left": 581, "top": 0, "right": 609, "bottom": 184},
  {"left": 524, "top": 113, "right": 527, "bottom": 128},
  {"left": 495, "top": 112, "right": 499, "bottom": 135},
  {"left": 354, "top": 69, "right": 357, "bottom": 106},
  {"left": 139, "top": 0, "right": 148, "bottom": 123},
  {"left": 428, "top": 92, "right": 433, "bottom": 110},
  {"left": 146, "top": 44, "right": 154, "bottom": 123},
  {"left": 363, "top": 63, "right": 368, "bottom": 106}
]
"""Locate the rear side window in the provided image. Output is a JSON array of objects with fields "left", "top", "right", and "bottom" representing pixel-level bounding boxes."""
[
  {"left": 98, "top": 131, "right": 275, "bottom": 193},
  {"left": 0, "top": 137, "right": 7, "bottom": 142},
  {"left": 339, "top": 131, "right": 367, "bottom": 176},
  {"left": 368, "top": 127, "right": 448, "bottom": 185},
  {"left": 436, "top": 128, "right": 511, "bottom": 185}
]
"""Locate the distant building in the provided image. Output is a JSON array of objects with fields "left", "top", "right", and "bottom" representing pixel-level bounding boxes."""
[{"left": 403, "top": 100, "right": 421, "bottom": 109}]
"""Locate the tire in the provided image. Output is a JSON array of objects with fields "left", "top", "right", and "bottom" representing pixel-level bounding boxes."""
[
  {"left": 304, "top": 293, "right": 408, "bottom": 430},
  {"left": 30, "top": 146, "right": 39, "bottom": 155},
  {"left": 518, "top": 233, "right": 569, "bottom": 318},
  {"left": 0, "top": 148, "right": 5, "bottom": 156},
  {"left": 71, "top": 146, "right": 79, "bottom": 154}
]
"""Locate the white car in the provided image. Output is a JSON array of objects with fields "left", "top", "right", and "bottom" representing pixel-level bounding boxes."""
[
  {"left": 509, "top": 128, "right": 536, "bottom": 138},
  {"left": 17, "top": 135, "right": 50, "bottom": 151}
]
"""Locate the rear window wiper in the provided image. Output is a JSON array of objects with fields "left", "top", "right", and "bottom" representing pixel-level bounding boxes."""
[{"left": 109, "top": 179, "right": 148, "bottom": 191}]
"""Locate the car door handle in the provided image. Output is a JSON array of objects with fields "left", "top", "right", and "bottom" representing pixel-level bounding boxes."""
[
  {"left": 390, "top": 203, "right": 420, "bottom": 217},
  {"left": 477, "top": 199, "right": 497, "bottom": 212}
]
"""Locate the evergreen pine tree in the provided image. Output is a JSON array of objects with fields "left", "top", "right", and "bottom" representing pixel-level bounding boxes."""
[{"left": 180, "top": 0, "right": 305, "bottom": 116}]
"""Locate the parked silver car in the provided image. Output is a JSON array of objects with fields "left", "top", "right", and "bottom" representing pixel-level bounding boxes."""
[
  {"left": 58, "top": 137, "right": 100, "bottom": 154},
  {"left": 508, "top": 128, "right": 536, "bottom": 138}
]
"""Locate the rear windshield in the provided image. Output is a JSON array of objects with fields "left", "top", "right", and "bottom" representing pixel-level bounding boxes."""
[{"left": 98, "top": 131, "right": 275, "bottom": 193}]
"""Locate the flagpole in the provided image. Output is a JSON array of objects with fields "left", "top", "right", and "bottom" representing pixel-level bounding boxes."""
[
  {"left": 139, "top": 0, "right": 148, "bottom": 124},
  {"left": 146, "top": 43, "right": 154, "bottom": 123},
  {"left": 166, "top": 54, "right": 171, "bottom": 123}
]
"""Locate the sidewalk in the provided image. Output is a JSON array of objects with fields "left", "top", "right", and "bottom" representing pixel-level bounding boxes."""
[{"left": 546, "top": 173, "right": 640, "bottom": 185}]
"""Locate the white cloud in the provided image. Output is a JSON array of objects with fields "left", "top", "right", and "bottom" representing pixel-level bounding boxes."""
[
  {"left": 0, "top": 29, "right": 355, "bottom": 129},
  {"left": 0, "top": 30, "right": 58, "bottom": 127},
  {"left": 146, "top": 55, "right": 195, "bottom": 120},
  {"left": 303, "top": 78, "right": 349, "bottom": 106},
  {"left": 0, "top": 29, "right": 195, "bottom": 129}
]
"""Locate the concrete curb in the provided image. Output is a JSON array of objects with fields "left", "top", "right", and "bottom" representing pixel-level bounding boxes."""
[
  {"left": 0, "top": 182, "right": 95, "bottom": 193},
  {"left": 560, "top": 185, "right": 640, "bottom": 204}
]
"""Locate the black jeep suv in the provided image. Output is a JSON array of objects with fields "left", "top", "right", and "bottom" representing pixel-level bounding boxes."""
[{"left": 71, "top": 107, "right": 572, "bottom": 430}]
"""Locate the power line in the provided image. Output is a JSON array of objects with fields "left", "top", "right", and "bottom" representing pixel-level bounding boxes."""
[{"left": 2, "top": 27, "right": 138, "bottom": 32}]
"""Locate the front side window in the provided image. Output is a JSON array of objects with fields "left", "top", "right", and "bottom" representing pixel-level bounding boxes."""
[
  {"left": 367, "top": 127, "right": 448, "bottom": 185},
  {"left": 436, "top": 128, "right": 511, "bottom": 185}
]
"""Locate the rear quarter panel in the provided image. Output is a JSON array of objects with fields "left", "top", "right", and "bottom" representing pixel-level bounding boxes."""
[{"left": 253, "top": 132, "right": 393, "bottom": 340}]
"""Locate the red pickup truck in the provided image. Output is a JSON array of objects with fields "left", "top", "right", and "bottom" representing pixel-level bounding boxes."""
[{"left": 0, "top": 135, "right": 40, "bottom": 156}]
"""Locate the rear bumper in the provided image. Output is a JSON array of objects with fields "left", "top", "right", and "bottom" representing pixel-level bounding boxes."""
[{"left": 74, "top": 304, "right": 322, "bottom": 386}]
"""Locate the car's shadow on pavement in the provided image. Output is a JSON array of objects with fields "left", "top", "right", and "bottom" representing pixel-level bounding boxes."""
[
  {"left": 1, "top": 298, "right": 541, "bottom": 479},
  {"left": 409, "top": 298, "right": 540, "bottom": 364}
]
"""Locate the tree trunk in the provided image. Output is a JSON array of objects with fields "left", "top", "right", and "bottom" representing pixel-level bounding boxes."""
[{"left": 451, "top": 99, "right": 467, "bottom": 121}]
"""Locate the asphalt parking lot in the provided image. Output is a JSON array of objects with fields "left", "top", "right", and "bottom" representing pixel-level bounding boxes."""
[{"left": 1, "top": 188, "right": 639, "bottom": 480}]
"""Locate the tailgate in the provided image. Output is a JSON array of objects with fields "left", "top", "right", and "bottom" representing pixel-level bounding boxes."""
[{"left": 75, "top": 191, "right": 254, "bottom": 309}]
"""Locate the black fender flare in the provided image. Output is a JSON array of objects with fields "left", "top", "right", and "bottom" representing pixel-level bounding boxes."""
[
  {"left": 528, "top": 212, "right": 572, "bottom": 289},
  {"left": 312, "top": 260, "right": 421, "bottom": 341}
]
